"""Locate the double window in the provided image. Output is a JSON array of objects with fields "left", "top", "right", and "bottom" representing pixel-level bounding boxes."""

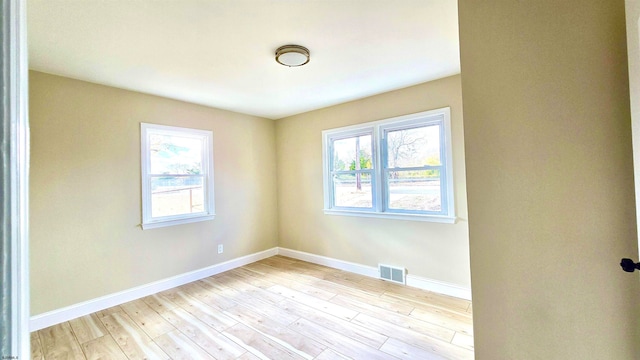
[
  {"left": 141, "top": 123, "right": 215, "bottom": 229},
  {"left": 322, "top": 107, "right": 455, "bottom": 223}
]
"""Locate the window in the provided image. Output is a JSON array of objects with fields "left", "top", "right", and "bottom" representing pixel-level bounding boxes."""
[
  {"left": 141, "top": 123, "right": 215, "bottom": 229},
  {"left": 322, "top": 107, "right": 455, "bottom": 223}
]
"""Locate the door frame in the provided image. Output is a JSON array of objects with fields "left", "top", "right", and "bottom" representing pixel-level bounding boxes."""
[
  {"left": 1, "top": 0, "right": 29, "bottom": 356},
  {"left": 625, "top": 0, "right": 640, "bottom": 258}
]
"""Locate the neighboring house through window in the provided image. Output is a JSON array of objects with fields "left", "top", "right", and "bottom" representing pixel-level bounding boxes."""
[
  {"left": 141, "top": 123, "right": 215, "bottom": 229},
  {"left": 322, "top": 107, "right": 455, "bottom": 223}
]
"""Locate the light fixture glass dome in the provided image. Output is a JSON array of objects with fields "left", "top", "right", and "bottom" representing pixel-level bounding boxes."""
[{"left": 275, "top": 45, "right": 310, "bottom": 67}]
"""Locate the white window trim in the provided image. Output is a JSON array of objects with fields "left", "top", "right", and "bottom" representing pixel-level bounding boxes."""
[
  {"left": 322, "top": 107, "right": 456, "bottom": 223},
  {"left": 141, "top": 123, "right": 215, "bottom": 229}
]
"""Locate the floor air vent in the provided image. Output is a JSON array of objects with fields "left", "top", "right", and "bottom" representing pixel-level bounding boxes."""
[{"left": 379, "top": 264, "right": 406, "bottom": 285}]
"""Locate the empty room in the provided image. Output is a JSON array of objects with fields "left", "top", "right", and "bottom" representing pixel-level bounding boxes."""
[
  {"left": 27, "top": 1, "right": 473, "bottom": 358},
  {"left": 3, "top": 0, "right": 639, "bottom": 359}
]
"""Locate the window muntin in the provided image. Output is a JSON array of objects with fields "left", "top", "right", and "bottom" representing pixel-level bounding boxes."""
[
  {"left": 141, "top": 123, "right": 215, "bottom": 229},
  {"left": 323, "top": 108, "right": 455, "bottom": 223}
]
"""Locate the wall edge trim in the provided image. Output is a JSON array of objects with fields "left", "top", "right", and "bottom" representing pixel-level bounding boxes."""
[
  {"left": 30, "top": 247, "right": 278, "bottom": 331},
  {"left": 277, "top": 247, "right": 471, "bottom": 300}
]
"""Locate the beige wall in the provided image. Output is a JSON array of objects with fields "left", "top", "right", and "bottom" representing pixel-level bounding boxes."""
[
  {"left": 29, "top": 71, "right": 279, "bottom": 315},
  {"left": 459, "top": 1, "right": 640, "bottom": 358},
  {"left": 276, "top": 75, "right": 470, "bottom": 288}
]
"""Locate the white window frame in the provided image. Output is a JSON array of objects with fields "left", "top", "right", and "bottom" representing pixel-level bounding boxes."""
[
  {"left": 322, "top": 107, "right": 456, "bottom": 223},
  {"left": 141, "top": 123, "right": 215, "bottom": 229}
]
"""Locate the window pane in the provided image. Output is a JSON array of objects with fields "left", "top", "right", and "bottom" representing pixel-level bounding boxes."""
[
  {"left": 150, "top": 134, "right": 203, "bottom": 175},
  {"left": 333, "top": 172, "right": 373, "bottom": 208},
  {"left": 387, "top": 170, "right": 441, "bottom": 212},
  {"left": 332, "top": 134, "right": 373, "bottom": 171},
  {"left": 386, "top": 125, "right": 440, "bottom": 168},
  {"left": 151, "top": 176, "right": 204, "bottom": 217}
]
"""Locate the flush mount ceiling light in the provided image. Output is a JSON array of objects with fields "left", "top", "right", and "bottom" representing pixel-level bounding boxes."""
[{"left": 275, "top": 45, "right": 310, "bottom": 67}]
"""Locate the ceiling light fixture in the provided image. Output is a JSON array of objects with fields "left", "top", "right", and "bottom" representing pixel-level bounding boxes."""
[{"left": 275, "top": 45, "right": 310, "bottom": 67}]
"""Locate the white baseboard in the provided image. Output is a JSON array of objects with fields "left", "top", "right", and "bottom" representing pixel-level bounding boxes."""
[
  {"left": 277, "top": 247, "right": 471, "bottom": 300},
  {"left": 406, "top": 274, "right": 472, "bottom": 300},
  {"left": 31, "top": 246, "right": 470, "bottom": 330},
  {"left": 30, "top": 247, "right": 278, "bottom": 331},
  {"left": 277, "top": 248, "right": 379, "bottom": 278}
]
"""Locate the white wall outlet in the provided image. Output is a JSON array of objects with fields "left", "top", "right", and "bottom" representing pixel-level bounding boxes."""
[{"left": 217, "top": 244, "right": 223, "bottom": 254}]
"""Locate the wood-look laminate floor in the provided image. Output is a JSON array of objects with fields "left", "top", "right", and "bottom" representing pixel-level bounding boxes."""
[{"left": 31, "top": 256, "right": 474, "bottom": 360}]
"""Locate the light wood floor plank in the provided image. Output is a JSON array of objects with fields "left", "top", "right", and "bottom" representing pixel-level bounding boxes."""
[
  {"left": 38, "top": 322, "right": 85, "bottom": 360},
  {"left": 325, "top": 283, "right": 417, "bottom": 315},
  {"left": 243, "top": 262, "right": 322, "bottom": 290},
  {"left": 279, "top": 259, "right": 338, "bottom": 278},
  {"left": 198, "top": 276, "right": 261, "bottom": 304},
  {"left": 409, "top": 304, "right": 473, "bottom": 336},
  {"left": 354, "top": 311, "right": 454, "bottom": 343},
  {"left": 267, "top": 284, "right": 357, "bottom": 321},
  {"left": 288, "top": 318, "right": 394, "bottom": 360},
  {"left": 283, "top": 265, "right": 333, "bottom": 280},
  {"left": 237, "top": 352, "right": 263, "bottom": 360},
  {"left": 30, "top": 331, "right": 44, "bottom": 360},
  {"left": 314, "top": 348, "right": 351, "bottom": 360},
  {"left": 158, "top": 288, "right": 237, "bottom": 332},
  {"left": 177, "top": 281, "right": 227, "bottom": 306},
  {"left": 159, "top": 307, "right": 247, "bottom": 359},
  {"left": 142, "top": 293, "right": 178, "bottom": 314},
  {"left": 234, "top": 294, "right": 302, "bottom": 326},
  {"left": 380, "top": 337, "right": 447, "bottom": 360},
  {"left": 69, "top": 313, "right": 107, "bottom": 344},
  {"left": 154, "top": 330, "right": 216, "bottom": 360},
  {"left": 244, "top": 261, "right": 299, "bottom": 278},
  {"left": 246, "top": 261, "right": 383, "bottom": 310},
  {"left": 32, "top": 256, "right": 473, "bottom": 359},
  {"left": 189, "top": 279, "right": 239, "bottom": 309},
  {"left": 100, "top": 312, "right": 169, "bottom": 360},
  {"left": 375, "top": 282, "right": 470, "bottom": 312},
  {"left": 223, "top": 304, "right": 326, "bottom": 358},
  {"left": 330, "top": 292, "right": 415, "bottom": 320},
  {"left": 197, "top": 278, "right": 302, "bottom": 326},
  {"left": 82, "top": 335, "right": 128, "bottom": 360},
  {"left": 216, "top": 273, "right": 287, "bottom": 305},
  {"left": 251, "top": 259, "right": 331, "bottom": 280},
  {"left": 451, "top": 331, "right": 475, "bottom": 351},
  {"left": 351, "top": 313, "right": 471, "bottom": 360},
  {"left": 279, "top": 270, "right": 388, "bottom": 303},
  {"left": 260, "top": 255, "right": 299, "bottom": 266},
  {"left": 278, "top": 298, "right": 388, "bottom": 349},
  {"left": 226, "top": 267, "right": 278, "bottom": 289},
  {"left": 222, "top": 323, "right": 307, "bottom": 360},
  {"left": 94, "top": 305, "right": 123, "bottom": 318},
  {"left": 120, "top": 299, "right": 175, "bottom": 339},
  {"left": 335, "top": 297, "right": 455, "bottom": 342},
  {"left": 234, "top": 267, "right": 338, "bottom": 301},
  {"left": 317, "top": 272, "right": 388, "bottom": 296}
]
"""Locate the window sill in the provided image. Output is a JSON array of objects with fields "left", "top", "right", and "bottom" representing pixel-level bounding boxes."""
[
  {"left": 141, "top": 214, "right": 215, "bottom": 230},
  {"left": 323, "top": 209, "right": 456, "bottom": 224}
]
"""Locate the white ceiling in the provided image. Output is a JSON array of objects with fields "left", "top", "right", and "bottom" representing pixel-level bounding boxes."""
[{"left": 28, "top": 0, "right": 460, "bottom": 120}]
